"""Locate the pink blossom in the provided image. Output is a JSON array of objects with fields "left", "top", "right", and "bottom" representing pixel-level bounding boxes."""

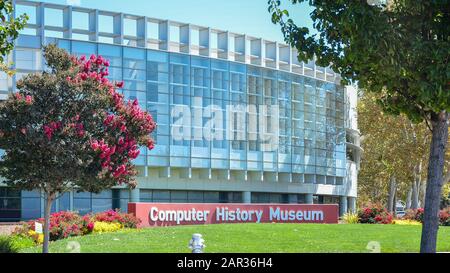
[
  {"left": 128, "top": 149, "right": 140, "bottom": 159},
  {"left": 51, "top": 122, "right": 62, "bottom": 130},
  {"left": 76, "top": 123, "right": 85, "bottom": 137},
  {"left": 87, "top": 222, "right": 94, "bottom": 231},
  {"left": 118, "top": 137, "right": 125, "bottom": 146},
  {"left": 103, "top": 114, "right": 115, "bottom": 126},
  {"left": 79, "top": 73, "right": 88, "bottom": 81},
  {"left": 101, "top": 160, "right": 110, "bottom": 169},
  {"left": 113, "top": 165, "right": 127, "bottom": 178},
  {"left": 84, "top": 61, "right": 91, "bottom": 72},
  {"left": 109, "top": 145, "right": 116, "bottom": 155},
  {"left": 96, "top": 55, "right": 104, "bottom": 65},
  {"left": 44, "top": 125, "right": 53, "bottom": 140},
  {"left": 91, "top": 140, "right": 100, "bottom": 150},
  {"left": 115, "top": 81, "right": 124, "bottom": 88},
  {"left": 89, "top": 72, "right": 98, "bottom": 79},
  {"left": 25, "top": 95, "right": 33, "bottom": 105},
  {"left": 147, "top": 139, "right": 155, "bottom": 150}
]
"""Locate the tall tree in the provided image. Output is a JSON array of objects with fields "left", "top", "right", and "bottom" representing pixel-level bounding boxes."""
[
  {"left": 269, "top": 0, "right": 449, "bottom": 252},
  {"left": 0, "top": 45, "right": 156, "bottom": 253},
  {"left": 358, "top": 92, "right": 431, "bottom": 210},
  {"left": 0, "top": 0, "right": 28, "bottom": 73}
]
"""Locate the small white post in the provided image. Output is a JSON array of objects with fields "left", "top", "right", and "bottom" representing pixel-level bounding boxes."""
[{"left": 188, "top": 233, "right": 205, "bottom": 253}]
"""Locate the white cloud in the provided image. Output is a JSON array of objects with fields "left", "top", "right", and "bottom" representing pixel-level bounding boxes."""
[{"left": 66, "top": 0, "right": 81, "bottom": 6}]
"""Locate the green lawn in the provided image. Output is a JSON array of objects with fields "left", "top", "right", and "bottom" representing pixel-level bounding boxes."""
[{"left": 21, "top": 224, "right": 450, "bottom": 253}]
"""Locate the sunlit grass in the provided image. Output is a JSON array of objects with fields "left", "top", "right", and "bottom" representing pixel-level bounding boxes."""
[{"left": 21, "top": 223, "right": 450, "bottom": 253}]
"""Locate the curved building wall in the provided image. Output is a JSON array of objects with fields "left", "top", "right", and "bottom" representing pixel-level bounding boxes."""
[{"left": 0, "top": 0, "right": 360, "bottom": 220}]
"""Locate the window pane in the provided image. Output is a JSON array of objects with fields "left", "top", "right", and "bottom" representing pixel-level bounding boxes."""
[
  {"left": 92, "top": 198, "right": 112, "bottom": 213},
  {"left": 73, "top": 198, "right": 91, "bottom": 215},
  {"left": 72, "top": 41, "right": 97, "bottom": 56},
  {"left": 21, "top": 197, "right": 40, "bottom": 220},
  {"left": 59, "top": 192, "right": 70, "bottom": 211}
]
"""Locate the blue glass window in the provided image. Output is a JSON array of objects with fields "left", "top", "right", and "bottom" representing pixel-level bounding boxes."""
[{"left": 71, "top": 41, "right": 97, "bottom": 56}]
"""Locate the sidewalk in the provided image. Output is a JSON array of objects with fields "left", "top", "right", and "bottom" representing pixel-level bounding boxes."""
[{"left": 0, "top": 223, "right": 20, "bottom": 236}]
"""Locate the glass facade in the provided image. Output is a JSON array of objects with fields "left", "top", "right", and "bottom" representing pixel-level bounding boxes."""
[
  {"left": 140, "top": 190, "right": 242, "bottom": 203},
  {"left": 9, "top": 37, "right": 346, "bottom": 180},
  {"left": 0, "top": 187, "right": 21, "bottom": 220},
  {"left": 73, "top": 190, "right": 126, "bottom": 215}
]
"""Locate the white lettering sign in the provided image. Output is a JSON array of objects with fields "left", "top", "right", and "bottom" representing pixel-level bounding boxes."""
[
  {"left": 35, "top": 222, "right": 43, "bottom": 234},
  {"left": 149, "top": 206, "right": 325, "bottom": 224}
]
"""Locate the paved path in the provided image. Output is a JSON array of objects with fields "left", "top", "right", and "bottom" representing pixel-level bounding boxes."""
[{"left": 0, "top": 224, "right": 20, "bottom": 236}]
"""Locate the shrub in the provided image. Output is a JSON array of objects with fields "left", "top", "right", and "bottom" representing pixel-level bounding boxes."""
[
  {"left": 14, "top": 211, "right": 94, "bottom": 242},
  {"left": 93, "top": 221, "right": 122, "bottom": 233},
  {"left": 0, "top": 236, "right": 18, "bottom": 253},
  {"left": 439, "top": 208, "right": 450, "bottom": 226},
  {"left": 358, "top": 205, "right": 393, "bottom": 224},
  {"left": 9, "top": 235, "right": 36, "bottom": 249},
  {"left": 403, "top": 208, "right": 425, "bottom": 222},
  {"left": 403, "top": 207, "right": 449, "bottom": 226},
  {"left": 342, "top": 212, "right": 359, "bottom": 224},
  {"left": 27, "top": 230, "right": 44, "bottom": 244},
  {"left": 13, "top": 209, "right": 139, "bottom": 244},
  {"left": 91, "top": 209, "right": 141, "bottom": 228}
]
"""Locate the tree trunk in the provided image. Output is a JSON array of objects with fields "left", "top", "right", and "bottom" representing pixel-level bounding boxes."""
[
  {"left": 412, "top": 180, "right": 420, "bottom": 210},
  {"left": 387, "top": 175, "right": 396, "bottom": 213},
  {"left": 420, "top": 179, "right": 427, "bottom": 208},
  {"left": 393, "top": 194, "right": 397, "bottom": 218},
  {"left": 43, "top": 192, "right": 55, "bottom": 254},
  {"left": 420, "top": 111, "right": 448, "bottom": 253},
  {"left": 406, "top": 187, "right": 412, "bottom": 210},
  {"left": 412, "top": 162, "right": 421, "bottom": 209}
]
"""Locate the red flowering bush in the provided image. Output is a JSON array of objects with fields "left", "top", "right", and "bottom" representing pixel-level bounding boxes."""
[
  {"left": 14, "top": 211, "right": 94, "bottom": 241},
  {"left": 403, "top": 208, "right": 425, "bottom": 222},
  {"left": 357, "top": 204, "right": 393, "bottom": 224},
  {"left": 13, "top": 209, "right": 140, "bottom": 243},
  {"left": 91, "top": 209, "right": 141, "bottom": 228},
  {"left": 403, "top": 207, "right": 449, "bottom": 226},
  {"left": 439, "top": 208, "right": 450, "bottom": 226}
]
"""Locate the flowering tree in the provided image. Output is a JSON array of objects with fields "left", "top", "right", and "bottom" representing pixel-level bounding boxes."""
[{"left": 0, "top": 44, "right": 156, "bottom": 253}]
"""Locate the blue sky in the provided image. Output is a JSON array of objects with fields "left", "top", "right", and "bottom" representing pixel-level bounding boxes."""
[{"left": 23, "top": 0, "right": 314, "bottom": 43}]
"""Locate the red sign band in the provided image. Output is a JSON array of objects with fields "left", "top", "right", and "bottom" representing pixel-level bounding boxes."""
[{"left": 128, "top": 203, "right": 339, "bottom": 227}]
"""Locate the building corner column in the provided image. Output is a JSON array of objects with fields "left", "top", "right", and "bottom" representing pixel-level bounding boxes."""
[
  {"left": 288, "top": 194, "right": 297, "bottom": 204},
  {"left": 339, "top": 196, "right": 348, "bottom": 217},
  {"left": 305, "top": 194, "right": 314, "bottom": 204},
  {"left": 348, "top": 197, "right": 357, "bottom": 214},
  {"left": 130, "top": 188, "right": 140, "bottom": 203}
]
